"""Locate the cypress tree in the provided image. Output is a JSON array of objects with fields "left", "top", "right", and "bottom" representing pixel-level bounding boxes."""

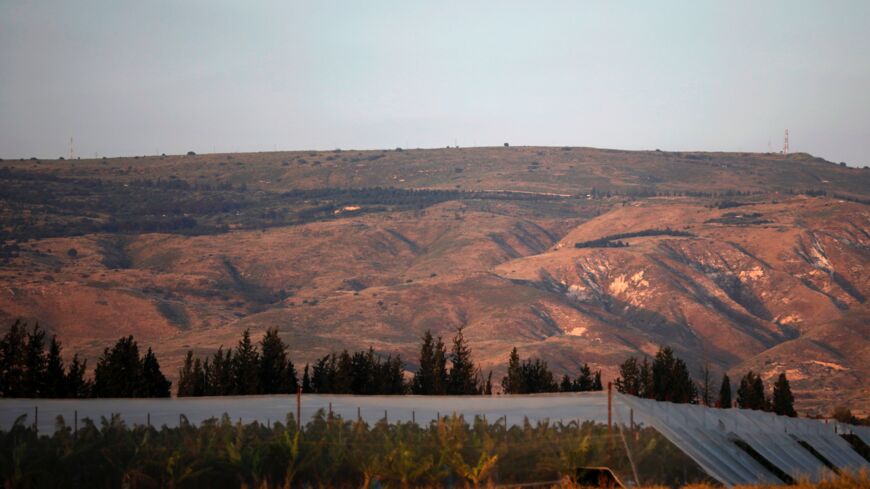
[
  {"left": 258, "top": 328, "right": 289, "bottom": 394},
  {"left": 771, "top": 372, "right": 796, "bottom": 417},
  {"left": 528, "top": 359, "right": 558, "bottom": 393},
  {"left": 412, "top": 330, "right": 436, "bottom": 395},
  {"left": 447, "top": 327, "right": 478, "bottom": 395},
  {"left": 698, "top": 361, "right": 713, "bottom": 406},
  {"left": 559, "top": 374, "right": 573, "bottom": 393},
  {"left": 718, "top": 373, "right": 732, "bottom": 408},
  {"left": 209, "top": 347, "right": 234, "bottom": 396},
  {"left": 65, "top": 354, "right": 90, "bottom": 398},
  {"left": 192, "top": 358, "right": 207, "bottom": 396},
  {"left": 311, "top": 354, "right": 333, "bottom": 393},
  {"left": 382, "top": 354, "right": 406, "bottom": 395},
  {"left": 334, "top": 350, "right": 353, "bottom": 394},
  {"left": 737, "top": 371, "right": 766, "bottom": 410},
  {"left": 352, "top": 349, "right": 376, "bottom": 395},
  {"left": 575, "top": 363, "right": 594, "bottom": 392},
  {"left": 592, "top": 371, "right": 603, "bottom": 391},
  {"left": 753, "top": 374, "right": 767, "bottom": 411},
  {"left": 651, "top": 346, "right": 697, "bottom": 403},
  {"left": 22, "top": 323, "right": 47, "bottom": 397},
  {"left": 615, "top": 357, "right": 640, "bottom": 395},
  {"left": 639, "top": 358, "right": 653, "bottom": 398},
  {"left": 141, "top": 348, "right": 171, "bottom": 398},
  {"left": 432, "top": 335, "right": 449, "bottom": 395},
  {"left": 233, "top": 329, "right": 259, "bottom": 395},
  {"left": 0, "top": 320, "right": 27, "bottom": 397},
  {"left": 177, "top": 351, "right": 195, "bottom": 397},
  {"left": 501, "top": 347, "right": 524, "bottom": 394},
  {"left": 93, "top": 336, "right": 143, "bottom": 398},
  {"left": 44, "top": 336, "right": 66, "bottom": 398},
  {"left": 484, "top": 371, "right": 493, "bottom": 395},
  {"left": 285, "top": 358, "right": 299, "bottom": 394}
]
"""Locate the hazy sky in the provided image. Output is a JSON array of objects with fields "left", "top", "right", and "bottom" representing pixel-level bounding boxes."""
[{"left": 2, "top": 1, "right": 869, "bottom": 165}]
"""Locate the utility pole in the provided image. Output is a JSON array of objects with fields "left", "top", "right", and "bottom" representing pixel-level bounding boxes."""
[{"left": 69, "top": 137, "right": 74, "bottom": 160}]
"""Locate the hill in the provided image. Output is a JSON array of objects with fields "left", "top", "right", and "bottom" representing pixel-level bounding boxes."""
[{"left": 1, "top": 146, "right": 868, "bottom": 413}]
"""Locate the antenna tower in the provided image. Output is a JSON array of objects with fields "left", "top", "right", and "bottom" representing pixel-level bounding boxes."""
[{"left": 783, "top": 129, "right": 789, "bottom": 156}]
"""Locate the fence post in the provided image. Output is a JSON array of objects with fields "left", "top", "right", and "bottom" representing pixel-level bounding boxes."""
[
  {"left": 296, "top": 386, "right": 302, "bottom": 431},
  {"left": 412, "top": 411, "right": 415, "bottom": 424},
  {"left": 357, "top": 406, "right": 361, "bottom": 422},
  {"left": 147, "top": 412, "right": 151, "bottom": 428},
  {"left": 607, "top": 382, "right": 613, "bottom": 450},
  {"left": 74, "top": 410, "right": 78, "bottom": 439},
  {"left": 34, "top": 406, "right": 38, "bottom": 434},
  {"left": 384, "top": 410, "right": 388, "bottom": 424},
  {"left": 607, "top": 382, "right": 612, "bottom": 432}
]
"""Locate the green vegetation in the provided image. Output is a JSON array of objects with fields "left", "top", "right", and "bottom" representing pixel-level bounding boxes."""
[
  {"left": 719, "top": 373, "right": 732, "bottom": 408},
  {"left": 0, "top": 321, "right": 169, "bottom": 399},
  {"left": 177, "top": 328, "right": 299, "bottom": 397},
  {"left": 574, "top": 228, "right": 693, "bottom": 249},
  {"left": 771, "top": 373, "right": 797, "bottom": 417},
  {"left": 737, "top": 370, "right": 768, "bottom": 411},
  {"left": 614, "top": 347, "right": 698, "bottom": 404},
  {"left": 501, "top": 347, "right": 602, "bottom": 394},
  {"left": 0, "top": 411, "right": 712, "bottom": 488},
  {"left": 0, "top": 164, "right": 577, "bottom": 243},
  {"left": 706, "top": 212, "right": 772, "bottom": 226},
  {"left": 409, "top": 328, "right": 490, "bottom": 395}
]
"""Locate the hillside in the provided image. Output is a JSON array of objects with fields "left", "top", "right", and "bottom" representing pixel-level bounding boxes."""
[{"left": 1, "top": 146, "right": 868, "bottom": 414}]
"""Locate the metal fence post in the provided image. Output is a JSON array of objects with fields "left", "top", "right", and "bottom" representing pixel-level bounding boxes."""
[{"left": 296, "top": 386, "right": 302, "bottom": 431}]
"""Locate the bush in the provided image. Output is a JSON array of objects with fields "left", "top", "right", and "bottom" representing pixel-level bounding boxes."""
[{"left": 66, "top": 248, "right": 78, "bottom": 258}]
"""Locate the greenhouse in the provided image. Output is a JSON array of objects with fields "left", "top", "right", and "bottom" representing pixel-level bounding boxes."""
[{"left": 1, "top": 392, "right": 868, "bottom": 487}]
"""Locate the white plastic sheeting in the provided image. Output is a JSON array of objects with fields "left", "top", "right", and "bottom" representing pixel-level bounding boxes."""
[
  {"left": 851, "top": 425, "right": 870, "bottom": 451},
  {"left": 0, "top": 392, "right": 611, "bottom": 433},
  {"left": 1, "top": 392, "right": 867, "bottom": 487},
  {"left": 617, "top": 394, "right": 869, "bottom": 487}
]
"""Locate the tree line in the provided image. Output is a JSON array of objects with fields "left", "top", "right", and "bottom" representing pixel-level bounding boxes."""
[
  {"left": 613, "top": 347, "right": 796, "bottom": 417},
  {"left": 0, "top": 320, "right": 170, "bottom": 398},
  {"left": 178, "top": 327, "right": 494, "bottom": 397},
  {"left": 0, "top": 320, "right": 797, "bottom": 417},
  {"left": 574, "top": 228, "right": 694, "bottom": 249},
  {"left": 501, "top": 348, "right": 602, "bottom": 394},
  {"left": 187, "top": 327, "right": 602, "bottom": 397},
  {"left": 177, "top": 328, "right": 298, "bottom": 396}
]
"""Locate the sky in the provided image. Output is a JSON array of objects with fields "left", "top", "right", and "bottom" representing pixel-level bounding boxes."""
[{"left": 1, "top": 1, "right": 869, "bottom": 165}]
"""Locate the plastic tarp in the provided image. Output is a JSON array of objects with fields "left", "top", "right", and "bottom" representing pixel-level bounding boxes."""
[
  {"left": 2, "top": 392, "right": 867, "bottom": 487},
  {"left": 853, "top": 425, "right": 870, "bottom": 449},
  {"left": 616, "top": 394, "right": 869, "bottom": 486},
  {"left": 0, "top": 392, "right": 611, "bottom": 432}
]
